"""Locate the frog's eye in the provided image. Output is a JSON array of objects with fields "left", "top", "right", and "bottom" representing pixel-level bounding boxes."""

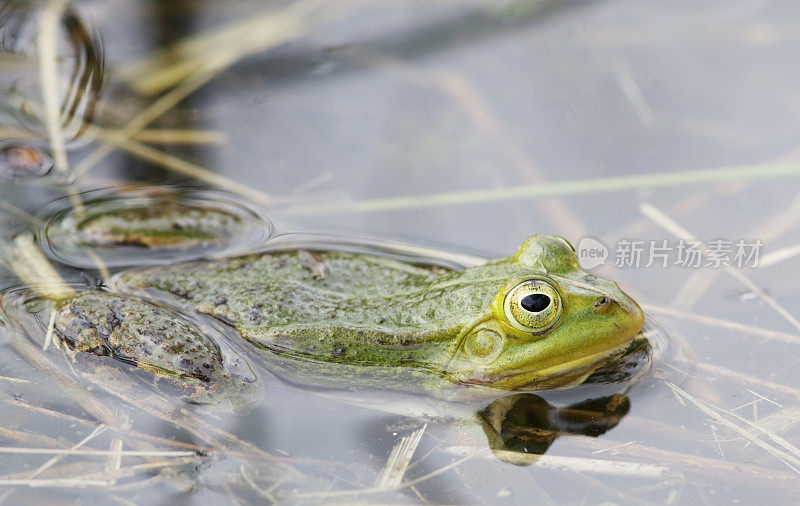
[{"left": 503, "top": 279, "right": 562, "bottom": 333}]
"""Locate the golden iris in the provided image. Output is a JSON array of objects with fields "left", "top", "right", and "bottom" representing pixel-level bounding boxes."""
[{"left": 503, "top": 279, "right": 562, "bottom": 332}]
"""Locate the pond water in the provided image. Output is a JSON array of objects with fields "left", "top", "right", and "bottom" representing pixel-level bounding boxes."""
[{"left": 2, "top": 0, "right": 800, "bottom": 503}]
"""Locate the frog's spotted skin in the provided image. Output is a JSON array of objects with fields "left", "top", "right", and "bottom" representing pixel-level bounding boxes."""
[
  {"left": 119, "top": 252, "right": 503, "bottom": 341},
  {"left": 54, "top": 291, "right": 260, "bottom": 407},
  {"left": 100, "top": 234, "right": 645, "bottom": 400}
]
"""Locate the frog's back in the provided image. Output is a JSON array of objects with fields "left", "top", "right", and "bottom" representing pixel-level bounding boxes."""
[
  {"left": 114, "top": 249, "right": 495, "bottom": 392},
  {"left": 116, "top": 249, "right": 465, "bottom": 331}
]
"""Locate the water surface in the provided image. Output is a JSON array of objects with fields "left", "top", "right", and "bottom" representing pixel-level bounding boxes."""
[{"left": 2, "top": 0, "right": 800, "bottom": 503}]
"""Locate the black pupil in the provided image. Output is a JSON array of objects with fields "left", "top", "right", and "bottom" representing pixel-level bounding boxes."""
[{"left": 520, "top": 294, "right": 550, "bottom": 313}]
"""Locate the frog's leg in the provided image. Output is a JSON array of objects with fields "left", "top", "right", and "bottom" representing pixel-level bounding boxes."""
[{"left": 53, "top": 290, "right": 261, "bottom": 408}]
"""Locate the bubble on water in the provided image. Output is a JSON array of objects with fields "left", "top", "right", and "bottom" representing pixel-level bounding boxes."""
[
  {"left": 0, "top": 142, "right": 53, "bottom": 179},
  {"left": 739, "top": 290, "right": 758, "bottom": 302},
  {"left": 42, "top": 187, "right": 275, "bottom": 268}
]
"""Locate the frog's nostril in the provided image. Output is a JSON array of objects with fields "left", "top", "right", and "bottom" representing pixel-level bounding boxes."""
[{"left": 593, "top": 296, "right": 612, "bottom": 314}]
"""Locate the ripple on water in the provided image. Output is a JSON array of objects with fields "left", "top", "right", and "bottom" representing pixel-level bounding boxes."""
[
  {"left": 42, "top": 187, "right": 275, "bottom": 268},
  {"left": 0, "top": 0, "right": 104, "bottom": 148}
]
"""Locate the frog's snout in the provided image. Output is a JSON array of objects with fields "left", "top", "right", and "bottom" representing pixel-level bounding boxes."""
[
  {"left": 611, "top": 291, "right": 646, "bottom": 334},
  {"left": 592, "top": 286, "right": 645, "bottom": 335}
]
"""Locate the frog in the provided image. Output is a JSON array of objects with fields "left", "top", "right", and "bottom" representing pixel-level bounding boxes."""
[
  {"left": 73, "top": 202, "right": 246, "bottom": 248},
  {"left": 49, "top": 233, "right": 645, "bottom": 403},
  {"left": 42, "top": 187, "right": 274, "bottom": 269}
]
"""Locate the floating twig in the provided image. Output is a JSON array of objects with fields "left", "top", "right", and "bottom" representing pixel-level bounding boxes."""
[
  {"left": 640, "top": 202, "right": 800, "bottom": 334},
  {"left": 375, "top": 424, "right": 427, "bottom": 490},
  {"left": 282, "top": 159, "right": 800, "bottom": 216},
  {"left": 643, "top": 304, "right": 800, "bottom": 346},
  {"left": 36, "top": 0, "right": 69, "bottom": 174}
]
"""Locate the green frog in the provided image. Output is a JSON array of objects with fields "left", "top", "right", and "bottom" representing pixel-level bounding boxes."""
[{"left": 52, "top": 233, "right": 645, "bottom": 403}]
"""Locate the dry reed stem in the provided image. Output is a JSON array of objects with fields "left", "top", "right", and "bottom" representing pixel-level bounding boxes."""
[{"left": 640, "top": 202, "right": 800, "bottom": 334}]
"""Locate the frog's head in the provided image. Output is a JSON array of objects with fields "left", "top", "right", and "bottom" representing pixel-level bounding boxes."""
[{"left": 444, "top": 234, "right": 644, "bottom": 393}]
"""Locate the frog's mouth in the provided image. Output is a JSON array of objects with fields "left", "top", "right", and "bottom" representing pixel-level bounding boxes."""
[{"left": 465, "top": 338, "right": 637, "bottom": 392}]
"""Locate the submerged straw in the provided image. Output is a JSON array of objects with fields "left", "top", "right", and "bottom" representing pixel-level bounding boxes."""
[{"left": 3, "top": 234, "right": 74, "bottom": 301}]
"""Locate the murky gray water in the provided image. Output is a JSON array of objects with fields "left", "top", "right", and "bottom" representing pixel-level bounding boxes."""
[{"left": 2, "top": 0, "right": 800, "bottom": 503}]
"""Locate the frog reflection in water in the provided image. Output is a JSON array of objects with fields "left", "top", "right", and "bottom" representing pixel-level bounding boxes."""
[
  {"left": 51, "top": 231, "right": 645, "bottom": 463},
  {"left": 478, "top": 392, "right": 632, "bottom": 465}
]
